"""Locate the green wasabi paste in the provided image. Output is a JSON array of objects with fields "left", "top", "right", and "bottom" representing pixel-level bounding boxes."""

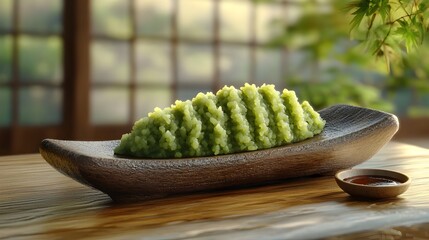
[{"left": 114, "top": 84, "right": 325, "bottom": 158}]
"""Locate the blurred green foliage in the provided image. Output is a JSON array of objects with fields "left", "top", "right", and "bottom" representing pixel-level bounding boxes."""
[
  {"left": 289, "top": 77, "right": 394, "bottom": 112},
  {"left": 267, "top": 0, "right": 429, "bottom": 116},
  {"left": 347, "top": 0, "right": 429, "bottom": 57}
]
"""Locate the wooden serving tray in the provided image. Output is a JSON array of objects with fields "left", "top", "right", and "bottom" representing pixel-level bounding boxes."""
[{"left": 40, "top": 104, "right": 399, "bottom": 202}]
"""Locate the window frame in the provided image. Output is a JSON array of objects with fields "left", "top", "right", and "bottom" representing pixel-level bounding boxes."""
[
  {"left": 89, "top": 0, "right": 289, "bottom": 126},
  {"left": 0, "top": 0, "right": 68, "bottom": 154},
  {"left": 1, "top": 0, "right": 428, "bottom": 155}
]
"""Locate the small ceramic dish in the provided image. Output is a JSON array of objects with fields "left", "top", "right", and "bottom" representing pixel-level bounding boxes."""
[{"left": 335, "top": 169, "right": 411, "bottom": 199}]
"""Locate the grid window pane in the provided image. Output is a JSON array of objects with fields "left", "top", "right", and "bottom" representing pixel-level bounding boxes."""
[
  {"left": 178, "top": 0, "right": 213, "bottom": 40},
  {"left": 0, "top": 87, "right": 11, "bottom": 126},
  {"left": 91, "top": 40, "right": 130, "bottom": 84},
  {"left": 177, "top": 86, "right": 212, "bottom": 102},
  {"left": 136, "top": 0, "right": 172, "bottom": 37},
  {"left": 0, "top": 0, "right": 12, "bottom": 31},
  {"left": 18, "top": 36, "right": 62, "bottom": 83},
  {"left": 219, "top": 44, "right": 250, "bottom": 87},
  {"left": 19, "top": 87, "right": 62, "bottom": 126},
  {"left": 135, "top": 88, "right": 172, "bottom": 120},
  {"left": 219, "top": 1, "right": 251, "bottom": 42},
  {"left": 136, "top": 40, "right": 171, "bottom": 84},
  {"left": 91, "top": 88, "right": 129, "bottom": 124},
  {"left": 0, "top": 35, "right": 11, "bottom": 82},
  {"left": 178, "top": 43, "right": 213, "bottom": 84},
  {"left": 255, "top": 48, "right": 283, "bottom": 86},
  {"left": 92, "top": 0, "right": 131, "bottom": 39},
  {"left": 19, "top": 0, "right": 63, "bottom": 33},
  {"left": 256, "top": 4, "right": 284, "bottom": 43}
]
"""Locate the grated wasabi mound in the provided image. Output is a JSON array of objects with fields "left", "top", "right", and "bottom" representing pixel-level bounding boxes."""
[{"left": 114, "top": 84, "right": 326, "bottom": 158}]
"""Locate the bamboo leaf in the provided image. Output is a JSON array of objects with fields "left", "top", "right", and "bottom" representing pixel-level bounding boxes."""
[
  {"left": 347, "top": 0, "right": 371, "bottom": 31},
  {"left": 395, "top": 22, "right": 420, "bottom": 52},
  {"left": 399, "top": 0, "right": 415, "bottom": 7},
  {"left": 379, "top": 0, "right": 391, "bottom": 21},
  {"left": 418, "top": 17, "right": 425, "bottom": 43},
  {"left": 367, "top": 0, "right": 380, "bottom": 15},
  {"left": 398, "top": 19, "right": 408, "bottom": 27},
  {"left": 418, "top": 2, "right": 428, "bottom": 12}
]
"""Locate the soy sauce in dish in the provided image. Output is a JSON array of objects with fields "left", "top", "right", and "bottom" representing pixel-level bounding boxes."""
[{"left": 344, "top": 175, "right": 402, "bottom": 186}]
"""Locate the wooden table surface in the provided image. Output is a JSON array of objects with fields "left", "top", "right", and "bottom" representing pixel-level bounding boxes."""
[{"left": 1, "top": 142, "right": 429, "bottom": 239}]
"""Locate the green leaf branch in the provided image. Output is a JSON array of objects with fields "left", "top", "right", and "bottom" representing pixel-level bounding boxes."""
[{"left": 348, "top": 0, "right": 429, "bottom": 64}]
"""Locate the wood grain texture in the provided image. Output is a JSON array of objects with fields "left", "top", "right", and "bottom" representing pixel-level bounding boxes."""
[
  {"left": 39, "top": 104, "right": 399, "bottom": 202},
  {"left": 1, "top": 142, "right": 429, "bottom": 239}
]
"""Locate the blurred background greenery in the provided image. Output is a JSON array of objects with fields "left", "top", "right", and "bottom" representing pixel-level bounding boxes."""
[
  {"left": 277, "top": 0, "right": 429, "bottom": 117},
  {"left": 0, "top": 0, "right": 429, "bottom": 154}
]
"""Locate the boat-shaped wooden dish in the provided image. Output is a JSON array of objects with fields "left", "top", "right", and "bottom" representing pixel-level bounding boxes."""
[{"left": 40, "top": 104, "right": 399, "bottom": 202}]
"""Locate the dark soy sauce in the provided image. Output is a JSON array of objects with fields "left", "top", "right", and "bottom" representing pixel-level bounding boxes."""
[{"left": 344, "top": 175, "right": 402, "bottom": 186}]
